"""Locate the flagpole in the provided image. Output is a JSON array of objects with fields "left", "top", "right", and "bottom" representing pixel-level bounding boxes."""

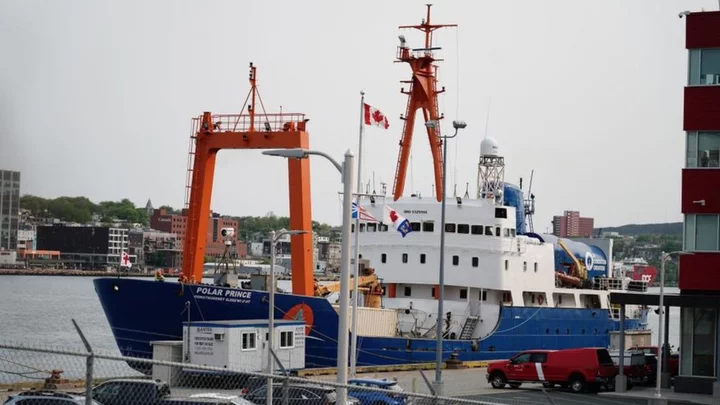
[{"left": 350, "top": 91, "right": 365, "bottom": 377}]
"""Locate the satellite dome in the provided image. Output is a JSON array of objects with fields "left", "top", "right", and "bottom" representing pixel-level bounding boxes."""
[{"left": 480, "top": 137, "right": 500, "bottom": 157}]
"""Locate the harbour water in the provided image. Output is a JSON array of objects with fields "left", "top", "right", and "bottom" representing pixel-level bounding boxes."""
[{"left": 0, "top": 275, "right": 680, "bottom": 356}]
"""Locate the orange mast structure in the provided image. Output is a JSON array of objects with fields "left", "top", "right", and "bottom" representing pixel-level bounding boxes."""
[
  {"left": 181, "top": 63, "right": 315, "bottom": 296},
  {"left": 392, "top": 4, "right": 456, "bottom": 202}
]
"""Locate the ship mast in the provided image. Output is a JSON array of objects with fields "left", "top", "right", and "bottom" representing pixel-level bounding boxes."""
[{"left": 392, "top": 4, "right": 457, "bottom": 202}]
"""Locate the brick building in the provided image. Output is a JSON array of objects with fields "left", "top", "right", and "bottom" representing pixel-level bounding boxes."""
[
  {"left": 150, "top": 208, "right": 246, "bottom": 260},
  {"left": 551, "top": 210, "right": 594, "bottom": 238}
]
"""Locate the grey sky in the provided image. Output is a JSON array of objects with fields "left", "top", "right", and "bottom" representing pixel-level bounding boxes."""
[{"left": 1, "top": 0, "right": 715, "bottom": 229}]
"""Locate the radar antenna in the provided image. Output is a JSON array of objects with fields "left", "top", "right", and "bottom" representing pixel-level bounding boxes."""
[{"left": 523, "top": 170, "right": 536, "bottom": 232}]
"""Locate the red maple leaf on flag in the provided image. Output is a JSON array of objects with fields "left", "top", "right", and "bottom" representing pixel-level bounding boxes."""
[
  {"left": 372, "top": 109, "right": 385, "bottom": 124},
  {"left": 389, "top": 210, "right": 399, "bottom": 223}
]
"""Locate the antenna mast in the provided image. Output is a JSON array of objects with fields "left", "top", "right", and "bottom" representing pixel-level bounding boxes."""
[{"left": 392, "top": 4, "right": 457, "bottom": 202}]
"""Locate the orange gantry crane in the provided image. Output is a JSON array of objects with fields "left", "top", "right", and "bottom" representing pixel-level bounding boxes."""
[
  {"left": 392, "top": 4, "right": 456, "bottom": 202},
  {"left": 180, "top": 63, "right": 315, "bottom": 296}
]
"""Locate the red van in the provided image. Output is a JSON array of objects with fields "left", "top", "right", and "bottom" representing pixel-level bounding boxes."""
[{"left": 486, "top": 348, "right": 623, "bottom": 393}]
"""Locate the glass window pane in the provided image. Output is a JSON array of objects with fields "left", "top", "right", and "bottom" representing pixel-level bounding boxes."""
[
  {"left": 697, "top": 132, "right": 720, "bottom": 168},
  {"left": 695, "top": 215, "right": 718, "bottom": 251},
  {"left": 681, "top": 307, "right": 693, "bottom": 375},
  {"left": 685, "top": 215, "right": 695, "bottom": 250},
  {"left": 692, "top": 308, "right": 717, "bottom": 376},
  {"left": 700, "top": 49, "right": 720, "bottom": 85},
  {"left": 689, "top": 49, "right": 701, "bottom": 85},
  {"left": 687, "top": 132, "right": 697, "bottom": 168}
]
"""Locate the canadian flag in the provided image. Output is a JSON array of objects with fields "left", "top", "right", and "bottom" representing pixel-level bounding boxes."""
[
  {"left": 363, "top": 103, "right": 390, "bottom": 129},
  {"left": 121, "top": 251, "right": 132, "bottom": 268}
]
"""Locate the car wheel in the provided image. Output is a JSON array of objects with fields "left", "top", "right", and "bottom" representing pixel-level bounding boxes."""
[
  {"left": 508, "top": 382, "right": 521, "bottom": 389},
  {"left": 490, "top": 372, "right": 507, "bottom": 389},
  {"left": 569, "top": 376, "right": 585, "bottom": 393},
  {"left": 605, "top": 379, "right": 615, "bottom": 392}
]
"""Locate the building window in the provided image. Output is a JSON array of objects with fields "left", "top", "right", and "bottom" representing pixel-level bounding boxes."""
[
  {"left": 381, "top": 253, "right": 387, "bottom": 263},
  {"left": 472, "top": 257, "right": 479, "bottom": 267},
  {"left": 460, "top": 289, "right": 467, "bottom": 299},
  {"left": 457, "top": 224, "right": 470, "bottom": 234},
  {"left": 684, "top": 214, "right": 720, "bottom": 251},
  {"left": 242, "top": 332, "right": 256, "bottom": 350},
  {"left": 471, "top": 225, "right": 483, "bottom": 235},
  {"left": 687, "top": 132, "right": 720, "bottom": 168},
  {"left": 422, "top": 222, "right": 435, "bottom": 232},
  {"left": 404, "top": 286, "right": 411, "bottom": 296},
  {"left": 680, "top": 307, "right": 717, "bottom": 376},
  {"left": 420, "top": 253, "right": 426, "bottom": 264},
  {"left": 402, "top": 253, "right": 408, "bottom": 263},
  {"left": 280, "top": 330, "right": 294, "bottom": 348},
  {"left": 452, "top": 255, "right": 459, "bottom": 266},
  {"left": 689, "top": 48, "right": 720, "bottom": 86}
]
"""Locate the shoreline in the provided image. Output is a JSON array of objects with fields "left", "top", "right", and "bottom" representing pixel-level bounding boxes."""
[{"left": 0, "top": 268, "right": 338, "bottom": 281}]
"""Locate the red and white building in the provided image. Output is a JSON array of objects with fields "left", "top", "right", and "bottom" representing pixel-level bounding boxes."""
[{"left": 679, "top": 9, "right": 720, "bottom": 382}]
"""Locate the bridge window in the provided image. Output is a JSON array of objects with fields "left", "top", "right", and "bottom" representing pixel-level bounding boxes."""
[
  {"left": 472, "top": 257, "right": 479, "bottom": 267},
  {"left": 485, "top": 226, "right": 493, "bottom": 236},
  {"left": 460, "top": 289, "right": 467, "bottom": 299},
  {"left": 410, "top": 222, "right": 421, "bottom": 232},
  {"left": 404, "top": 286, "right": 411, "bottom": 296},
  {"left": 495, "top": 227, "right": 501, "bottom": 237},
  {"left": 351, "top": 224, "right": 355, "bottom": 233},
  {"left": 503, "top": 228, "right": 510, "bottom": 237},
  {"left": 523, "top": 261, "right": 527, "bottom": 272},
  {"left": 360, "top": 224, "right": 366, "bottom": 232},
  {"left": 504, "top": 260, "right": 509, "bottom": 271},
  {"left": 457, "top": 224, "right": 470, "bottom": 234},
  {"left": 420, "top": 253, "right": 426, "bottom": 264},
  {"left": 380, "top": 224, "right": 388, "bottom": 232},
  {"left": 402, "top": 253, "right": 408, "bottom": 263},
  {"left": 452, "top": 255, "right": 459, "bottom": 266},
  {"left": 511, "top": 229, "right": 516, "bottom": 237},
  {"left": 480, "top": 290, "right": 487, "bottom": 301},
  {"left": 367, "top": 223, "right": 377, "bottom": 232},
  {"left": 423, "top": 222, "right": 435, "bottom": 232},
  {"left": 534, "top": 262, "right": 538, "bottom": 272},
  {"left": 445, "top": 223, "right": 456, "bottom": 233},
  {"left": 471, "top": 225, "right": 483, "bottom": 235},
  {"left": 381, "top": 253, "right": 387, "bottom": 263}
]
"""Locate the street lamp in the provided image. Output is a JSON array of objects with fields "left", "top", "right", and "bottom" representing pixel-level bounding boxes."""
[
  {"left": 655, "top": 250, "right": 691, "bottom": 397},
  {"left": 262, "top": 148, "right": 355, "bottom": 405},
  {"left": 267, "top": 229, "right": 307, "bottom": 405},
  {"left": 424, "top": 119, "right": 467, "bottom": 396}
]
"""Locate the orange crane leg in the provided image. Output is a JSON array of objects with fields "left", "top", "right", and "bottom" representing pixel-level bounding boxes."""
[{"left": 288, "top": 157, "right": 314, "bottom": 296}]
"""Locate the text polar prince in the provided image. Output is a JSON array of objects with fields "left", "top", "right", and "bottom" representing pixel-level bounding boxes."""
[{"left": 195, "top": 286, "right": 253, "bottom": 304}]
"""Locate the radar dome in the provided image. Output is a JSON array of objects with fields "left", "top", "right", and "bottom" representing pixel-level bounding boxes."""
[{"left": 480, "top": 137, "right": 500, "bottom": 157}]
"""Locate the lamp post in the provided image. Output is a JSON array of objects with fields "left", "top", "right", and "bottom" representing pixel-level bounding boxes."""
[
  {"left": 424, "top": 119, "right": 467, "bottom": 396},
  {"left": 655, "top": 250, "right": 690, "bottom": 397},
  {"left": 262, "top": 148, "right": 354, "bottom": 405},
  {"left": 267, "top": 229, "right": 306, "bottom": 405}
]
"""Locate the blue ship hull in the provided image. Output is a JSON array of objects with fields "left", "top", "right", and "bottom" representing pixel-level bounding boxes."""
[{"left": 93, "top": 278, "right": 644, "bottom": 371}]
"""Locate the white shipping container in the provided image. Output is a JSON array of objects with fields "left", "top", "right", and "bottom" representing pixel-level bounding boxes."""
[
  {"left": 334, "top": 305, "right": 397, "bottom": 337},
  {"left": 182, "top": 319, "right": 305, "bottom": 372}
]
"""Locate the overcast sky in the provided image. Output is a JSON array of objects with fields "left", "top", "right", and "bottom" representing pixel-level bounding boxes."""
[{"left": 1, "top": 0, "right": 716, "bottom": 230}]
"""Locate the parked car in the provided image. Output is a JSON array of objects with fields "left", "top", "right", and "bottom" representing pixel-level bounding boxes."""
[
  {"left": 347, "top": 378, "right": 409, "bottom": 405},
  {"left": 3, "top": 390, "right": 101, "bottom": 405},
  {"left": 244, "top": 383, "right": 360, "bottom": 405},
  {"left": 486, "top": 348, "right": 624, "bottom": 393},
  {"left": 608, "top": 350, "right": 653, "bottom": 384},
  {"left": 629, "top": 345, "right": 680, "bottom": 377},
  {"left": 91, "top": 378, "right": 245, "bottom": 405}
]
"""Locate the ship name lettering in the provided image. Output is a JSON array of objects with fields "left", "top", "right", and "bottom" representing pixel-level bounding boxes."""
[
  {"left": 403, "top": 210, "right": 427, "bottom": 214},
  {"left": 225, "top": 290, "right": 252, "bottom": 299},
  {"left": 195, "top": 287, "right": 224, "bottom": 296}
]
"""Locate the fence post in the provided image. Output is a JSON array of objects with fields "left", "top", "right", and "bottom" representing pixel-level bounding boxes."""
[
  {"left": 72, "top": 319, "right": 94, "bottom": 405},
  {"left": 269, "top": 348, "right": 289, "bottom": 405}
]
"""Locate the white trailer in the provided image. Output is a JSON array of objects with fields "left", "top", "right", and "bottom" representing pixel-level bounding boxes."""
[{"left": 182, "top": 319, "right": 305, "bottom": 372}]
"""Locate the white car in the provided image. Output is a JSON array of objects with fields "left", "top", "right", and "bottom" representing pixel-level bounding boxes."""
[{"left": 3, "top": 391, "right": 102, "bottom": 405}]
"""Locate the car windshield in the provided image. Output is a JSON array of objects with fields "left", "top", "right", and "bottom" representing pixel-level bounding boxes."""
[{"left": 385, "top": 384, "right": 404, "bottom": 392}]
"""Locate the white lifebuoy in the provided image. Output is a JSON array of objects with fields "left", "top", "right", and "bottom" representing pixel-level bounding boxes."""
[{"left": 585, "top": 252, "right": 594, "bottom": 271}]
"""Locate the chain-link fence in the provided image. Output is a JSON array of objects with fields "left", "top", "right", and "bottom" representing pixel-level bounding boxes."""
[{"left": 0, "top": 332, "right": 568, "bottom": 405}]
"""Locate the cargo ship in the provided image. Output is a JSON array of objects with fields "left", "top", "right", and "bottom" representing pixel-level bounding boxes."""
[{"left": 93, "top": 5, "right": 651, "bottom": 372}]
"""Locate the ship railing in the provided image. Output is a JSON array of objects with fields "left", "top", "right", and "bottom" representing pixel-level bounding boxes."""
[
  {"left": 0, "top": 340, "right": 516, "bottom": 405},
  {"left": 192, "top": 112, "right": 307, "bottom": 134}
]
